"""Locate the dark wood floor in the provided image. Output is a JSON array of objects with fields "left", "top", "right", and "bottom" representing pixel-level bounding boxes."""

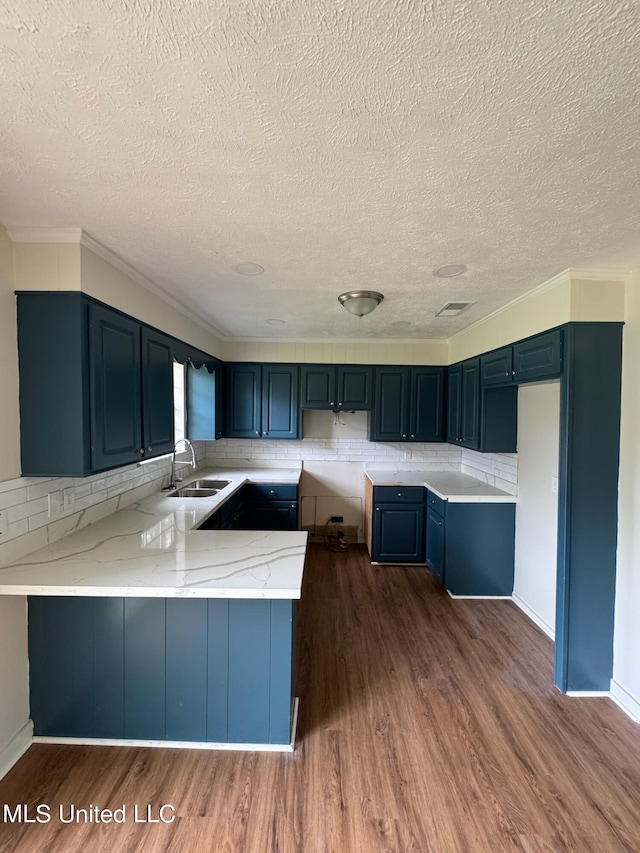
[{"left": 1, "top": 544, "right": 640, "bottom": 852}]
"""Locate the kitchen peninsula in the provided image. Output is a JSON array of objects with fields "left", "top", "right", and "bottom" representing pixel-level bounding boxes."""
[{"left": 0, "top": 469, "right": 306, "bottom": 751}]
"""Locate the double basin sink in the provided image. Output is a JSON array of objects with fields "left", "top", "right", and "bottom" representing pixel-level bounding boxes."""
[{"left": 167, "top": 479, "right": 230, "bottom": 498}]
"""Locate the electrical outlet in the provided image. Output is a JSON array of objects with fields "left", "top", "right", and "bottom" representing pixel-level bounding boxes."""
[
  {"left": 551, "top": 476, "right": 559, "bottom": 494},
  {"left": 0, "top": 511, "right": 7, "bottom": 538}
]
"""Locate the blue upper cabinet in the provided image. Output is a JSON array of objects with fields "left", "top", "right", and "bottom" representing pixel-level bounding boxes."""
[
  {"left": 300, "top": 364, "right": 372, "bottom": 409},
  {"left": 446, "top": 359, "right": 480, "bottom": 449},
  {"left": 141, "top": 326, "right": 175, "bottom": 458},
  {"left": 369, "top": 366, "right": 444, "bottom": 441},
  {"left": 224, "top": 363, "right": 301, "bottom": 439},
  {"left": 89, "top": 304, "right": 143, "bottom": 470},
  {"left": 481, "top": 329, "right": 563, "bottom": 386},
  {"left": 17, "top": 292, "right": 182, "bottom": 477},
  {"left": 447, "top": 357, "right": 517, "bottom": 452}
]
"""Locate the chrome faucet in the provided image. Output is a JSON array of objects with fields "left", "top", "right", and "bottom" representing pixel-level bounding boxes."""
[{"left": 166, "top": 438, "right": 198, "bottom": 489}]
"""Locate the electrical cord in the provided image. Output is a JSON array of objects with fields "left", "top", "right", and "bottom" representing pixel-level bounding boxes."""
[{"left": 322, "top": 518, "right": 348, "bottom": 552}]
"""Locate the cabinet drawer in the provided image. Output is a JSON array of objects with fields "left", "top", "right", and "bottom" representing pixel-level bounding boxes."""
[
  {"left": 426, "top": 490, "right": 446, "bottom": 516},
  {"left": 374, "top": 485, "right": 425, "bottom": 503},
  {"left": 244, "top": 483, "right": 298, "bottom": 501}
]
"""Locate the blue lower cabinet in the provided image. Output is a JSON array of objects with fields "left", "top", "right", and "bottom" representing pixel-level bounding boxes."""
[
  {"left": 371, "top": 487, "right": 426, "bottom": 563},
  {"left": 442, "top": 503, "right": 515, "bottom": 596},
  {"left": 425, "top": 507, "right": 445, "bottom": 583},
  {"left": 28, "top": 596, "right": 297, "bottom": 746}
]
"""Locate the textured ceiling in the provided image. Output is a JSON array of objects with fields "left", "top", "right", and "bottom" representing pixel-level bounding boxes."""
[{"left": 1, "top": 0, "right": 639, "bottom": 340}]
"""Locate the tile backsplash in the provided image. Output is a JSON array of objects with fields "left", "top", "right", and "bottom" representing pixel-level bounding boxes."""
[{"left": 0, "top": 442, "right": 206, "bottom": 568}]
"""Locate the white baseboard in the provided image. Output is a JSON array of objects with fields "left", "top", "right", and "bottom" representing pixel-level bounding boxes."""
[
  {"left": 447, "top": 590, "right": 511, "bottom": 599},
  {"left": 566, "top": 691, "right": 610, "bottom": 697},
  {"left": 0, "top": 720, "right": 33, "bottom": 781},
  {"left": 512, "top": 593, "right": 555, "bottom": 640},
  {"left": 33, "top": 698, "right": 300, "bottom": 754},
  {"left": 610, "top": 680, "right": 640, "bottom": 723}
]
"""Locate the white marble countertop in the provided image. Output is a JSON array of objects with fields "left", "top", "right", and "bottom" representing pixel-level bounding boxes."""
[
  {"left": 0, "top": 468, "right": 307, "bottom": 599},
  {"left": 365, "top": 469, "right": 517, "bottom": 503}
]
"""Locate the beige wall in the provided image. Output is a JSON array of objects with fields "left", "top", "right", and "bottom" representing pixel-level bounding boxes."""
[
  {"left": 512, "top": 381, "right": 560, "bottom": 638},
  {"left": 0, "top": 228, "right": 20, "bottom": 482},
  {"left": 448, "top": 270, "right": 626, "bottom": 363},
  {"left": 80, "top": 246, "right": 223, "bottom": 358},
  {"left": 612, "top": 268, "right": 640, "bottom": 719},
  {"left": 0, "top": 228, "right": 30, "bottom": 778},
  {"left": 222, "top": 337, "right": 448, "bottom": 365}
]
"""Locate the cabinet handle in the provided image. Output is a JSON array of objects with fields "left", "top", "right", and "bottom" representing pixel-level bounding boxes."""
[
  {"left": 330, "top": 401, "right": 334, "bottom": 406},
  {"left": 255, "top": 431, "right": 260, "bottom": 435},
  {"left": 511, "top": 369, "right": 518, "bottom": 376},
  {"left": 376, "top": 507, "right": 380, "bottom": 511},
  {"left": 505, "top": 371, "right": 510, "bottom": 376},
  {"left": 139, "top": 448, "right": 145, "bottom": 455},
  {"left": 338, "top": 402, "right": 343, "bottom": 406},
  {"left": 147, "top": 446, "right": 152, "bottom": 452},
  {"left": 410, "top": 434, "right": 415, "bottom": 438},
  {"left": 398, "top": 492, "right": 402, "bottom": 497},
  {"left": 270, "top": 490, "right": 275, "bottom": 494},
  {"left": 402, "top": 434, "right": 407, "bottom": 438},
  {"left": 264, "top": 431, "right": 269, "bottom": 435}
]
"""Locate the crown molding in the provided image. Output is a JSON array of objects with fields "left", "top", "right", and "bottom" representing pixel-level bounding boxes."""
[
  {"left": 78, "top": 232, "right": 226, "bottom": 341},
  {"left": 220, "top": 335, "right": 448, "bottom": 346},
  {"left": 446, "top": 265, "right": 631, "bottom": 346},
  {"left": 6, "top": 227, "right": 83, "bottom": 243}
]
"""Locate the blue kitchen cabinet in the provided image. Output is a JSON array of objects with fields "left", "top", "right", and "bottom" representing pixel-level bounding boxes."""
[
  {"left": 300, "top": 364, "right": 373, "bottom": 410},
  {"left": 28, "top": 595, "right": 297, "bottom": 746},
  {"left": 17, "top": 292, "right": 177, "bottom": 476},
  {"left": 224, "top": 363, "right": 300, "bottom": 439},
  {"left": 447, "top": 358, "right": 517, "bottom": 453},
  {"left": 198, "top": 483, "right": 299, "bottom": 531},
  {"left": 371, "top": 486, "right": 425, "bottom": 563},
  {"left": 424, "top": 489, "right": 515, "bottom": 595},
  {"left": 481, "top": 329, "right": 563, "bottom": 386},
  {"left": 425, "top": 505, "right": 446, "bottom": 584},
  {"left": 369, "top": 367, "right": 444, "bottom": 442},
  {"left": 141, "top": 326, "right": 176, "bottom": 457}
]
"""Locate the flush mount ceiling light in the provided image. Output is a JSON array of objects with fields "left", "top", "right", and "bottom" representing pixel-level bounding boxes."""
[
  {"left": 234, "top": 262, "right": 264, "bottom": 275},
  {"left": 338, "top": 290, "right": 384, "bottom": 317},
  {"left": 433, "top": 263, "right": 467, "bottom": 278}
]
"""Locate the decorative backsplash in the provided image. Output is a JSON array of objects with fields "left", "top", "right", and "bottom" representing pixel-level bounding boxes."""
[
  {"left": 0, "top": 436, "right": 517, "bottom": 568},
  {"left": 0, "top": 442, "right": 206, "bottom": 568}
]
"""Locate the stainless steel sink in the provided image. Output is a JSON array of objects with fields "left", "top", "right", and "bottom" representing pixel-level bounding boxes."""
[
  {"left": 168, "top": 487, "right": 220, "bottom": 498},
  {"left": 188, "top": 479, "right": 230, "bottom": 489}
]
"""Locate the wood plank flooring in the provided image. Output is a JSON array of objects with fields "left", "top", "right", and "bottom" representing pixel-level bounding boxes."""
[{"left": 1, "top": 544, "right": 640, "bottom": 852}]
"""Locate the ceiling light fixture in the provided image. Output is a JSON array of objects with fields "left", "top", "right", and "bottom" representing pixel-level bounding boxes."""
[
  {"left": 234, "top": 262, "right": 264, "bottom": 275},
  {"left": 433, "top": 264, "right": 467, "bottom": 278},
  {"left": 338, "top": 290, "right": 384, "bottom": 317}
]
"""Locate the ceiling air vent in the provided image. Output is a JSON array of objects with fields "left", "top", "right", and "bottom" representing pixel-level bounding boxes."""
[{"left": 435, "top": 301, "right": 475, "bottom": 317}]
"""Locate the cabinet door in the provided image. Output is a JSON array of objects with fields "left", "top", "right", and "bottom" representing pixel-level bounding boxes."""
[
  {"left": 250, "top": 502, "right": 298, "bottom": 530},
  {"left": 337, "top": 366, "right": 373, "bottom": 409},
  {"left": 141, "top": 327, "right": 175, "bottom": 457},
  {"left": 370, "top": 368, "right": 409, "bottom": 441},
  {"left": 481, "top": 347, "right": 513, "bottom": 386},
  {"left": 89, "top": 304, "right": 142, "bottom": 470},
  {"left": 262, "top": 365, "right": 300, "bottom": 439},
  {"left": 224, "top": 364, "right": 262, "bottom": 437},
  {"left": 372, "top": 503, "right": 425, "bottom": 562},
  {"left": 411, "top": 368, "right": 445, "bottom": 441},
  {"left": 446, "top": 365, "right": 462, "bottom": 444},
  {"left": 300, "top": 365, "right": 336, "bottom": 409},
  {"left": 513, "top": 330, "right": 563, "bottom": 382},
  {"left": 426, "top": 508, "right": 445, "bottom": 583},
  {"left": 460, "top": 359, "right": 480, "bottom": 449}
]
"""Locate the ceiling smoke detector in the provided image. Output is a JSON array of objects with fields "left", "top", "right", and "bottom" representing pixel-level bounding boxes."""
[{"left": 435, "top": 301, "right": 475, "bottom": 317}]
